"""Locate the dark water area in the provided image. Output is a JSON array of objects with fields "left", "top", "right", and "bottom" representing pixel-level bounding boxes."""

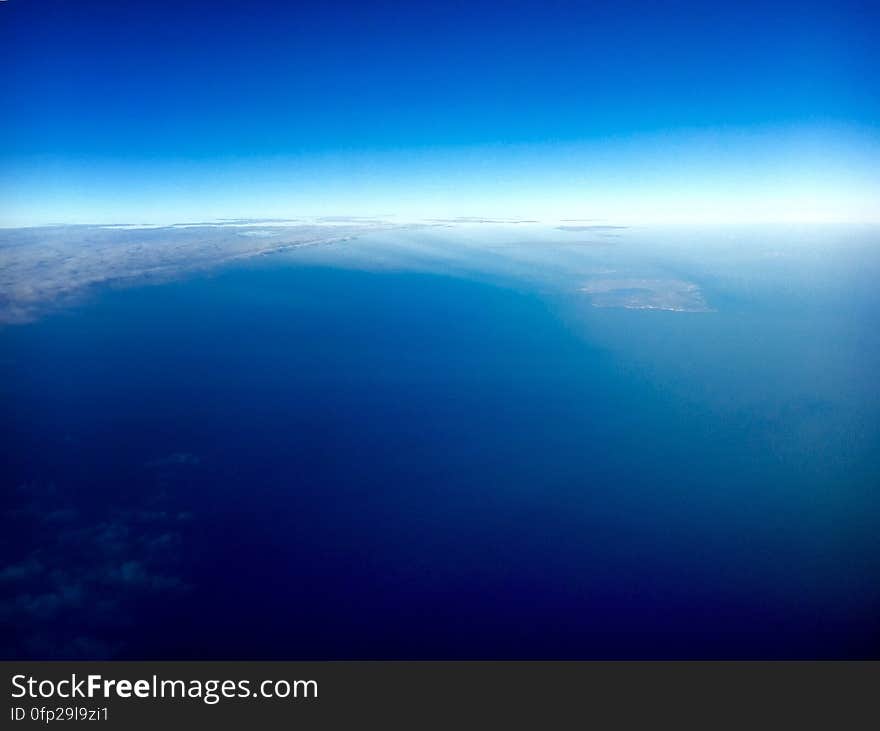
[{"left": 2, "top": 225, "right": 879, "bottom": 658}]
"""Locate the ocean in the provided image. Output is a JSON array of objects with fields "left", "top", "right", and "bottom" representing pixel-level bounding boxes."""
[{"left": 2, "top": 223, "right": 879, "bottom": 658}]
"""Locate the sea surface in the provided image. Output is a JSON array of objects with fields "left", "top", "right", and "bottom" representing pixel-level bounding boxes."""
[{"left": 2, "top": 223, "right": 879, "bottom": 658}]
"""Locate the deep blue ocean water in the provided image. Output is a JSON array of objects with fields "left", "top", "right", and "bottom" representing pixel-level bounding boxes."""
[{"left": 2, "top": 224, "right": 879, "bottom": 658}]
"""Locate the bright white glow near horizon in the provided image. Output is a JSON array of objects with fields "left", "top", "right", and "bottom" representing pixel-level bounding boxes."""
[{"left": 2, "top": 123, "right": 878, "bottom": 227}]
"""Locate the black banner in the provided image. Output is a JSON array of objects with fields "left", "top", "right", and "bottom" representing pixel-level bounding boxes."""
[{"left": 3, "top": 661, "right": 877, "bottom": 728}]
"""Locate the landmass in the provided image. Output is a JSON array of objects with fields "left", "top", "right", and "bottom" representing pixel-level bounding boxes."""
[
  {"left": 556, "top": 225, "right": 629, "bottom": 232},
  {"left": 0, "top": 219, "right": 408, "bottom": 324},
  {"left": 580, "top": 278, "right": 712, "bottom": 312}
]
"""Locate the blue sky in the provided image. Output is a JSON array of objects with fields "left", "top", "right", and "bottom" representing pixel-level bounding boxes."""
[{"left": 2, "top": 0, "right": 878, "bottom": 224}]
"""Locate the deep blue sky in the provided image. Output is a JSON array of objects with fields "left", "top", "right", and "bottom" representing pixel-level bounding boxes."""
[{"left": 2, "top": 0, "right": 878, "bottom": 223}]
